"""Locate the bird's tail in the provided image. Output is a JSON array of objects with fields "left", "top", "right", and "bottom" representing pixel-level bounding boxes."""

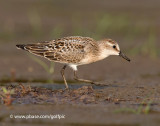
[{"left": 16, "top": 44, "right": 26, "bottom": 50}]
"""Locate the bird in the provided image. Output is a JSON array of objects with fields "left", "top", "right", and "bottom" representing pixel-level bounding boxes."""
[{"left": 16, "top": 36, "right": 130, "bottom": 89}]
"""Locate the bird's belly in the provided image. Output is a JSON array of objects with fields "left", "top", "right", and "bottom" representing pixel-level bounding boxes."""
[
  {"left": 79, "top": 55, "right": 98, "bottom": 65},
  {"left": 79, "top": 54, "right": 109, "bottom": 65}
]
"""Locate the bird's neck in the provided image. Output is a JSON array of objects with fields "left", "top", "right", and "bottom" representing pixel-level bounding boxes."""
[{"left": 97, "top": 41, "right": 110, "bottom": 60}]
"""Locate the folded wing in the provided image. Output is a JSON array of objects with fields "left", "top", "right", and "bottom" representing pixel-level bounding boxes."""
[{"left": 16, "top": 36, "right": 96, "bottom": 64}]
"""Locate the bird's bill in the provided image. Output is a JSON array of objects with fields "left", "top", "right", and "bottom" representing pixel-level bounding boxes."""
[{"left": 119, "top": 51, "right": 131, "bottom": 62}]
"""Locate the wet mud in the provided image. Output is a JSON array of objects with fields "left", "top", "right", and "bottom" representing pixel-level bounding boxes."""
[{"left": 0, "top": 80, "right": 160, "bottom": 126}]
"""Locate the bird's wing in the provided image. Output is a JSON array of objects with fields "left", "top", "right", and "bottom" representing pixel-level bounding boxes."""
[
  {"left": 22, "top": 41, "right": 54, "bottom": 57},
  {"left": 21, "top": 36, "right": 96, "bottom": 64}
]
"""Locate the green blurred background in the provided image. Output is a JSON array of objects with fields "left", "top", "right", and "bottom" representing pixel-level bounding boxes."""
[{"left": 0, "top": 0, "right": 160, "bottom": 82}]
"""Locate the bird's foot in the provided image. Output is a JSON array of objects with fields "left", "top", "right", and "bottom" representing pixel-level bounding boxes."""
[{"left": 90, "top": 81, "right": 109, "bottom": 86}]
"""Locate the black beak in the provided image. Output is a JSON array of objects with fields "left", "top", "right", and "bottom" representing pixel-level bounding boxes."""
[{"left": 119, "top": 51, "right": 131, "bottom": 62}]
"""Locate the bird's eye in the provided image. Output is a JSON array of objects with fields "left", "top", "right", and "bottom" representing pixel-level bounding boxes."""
[{"left": 113, "top": 45, "right": 116, "bottom": 49}]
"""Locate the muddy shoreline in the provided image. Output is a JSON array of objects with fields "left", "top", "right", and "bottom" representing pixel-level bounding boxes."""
[{"left": 0, "top": 81, "right": 160, "bottom": 126}]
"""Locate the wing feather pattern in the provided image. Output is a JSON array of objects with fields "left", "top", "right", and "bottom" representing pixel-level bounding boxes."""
[{"left": 17, "top": 36, "right": 97, "bottom": 64}]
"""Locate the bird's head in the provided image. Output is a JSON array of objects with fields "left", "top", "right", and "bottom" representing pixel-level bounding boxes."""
[{"left": 99, "top": 39, "right": 131, "bottom": 62}]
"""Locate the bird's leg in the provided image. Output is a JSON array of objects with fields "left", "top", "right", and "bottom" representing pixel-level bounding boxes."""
[
  {"left": 60, "top": 65, "right": 68, "bottom": 89},
  {"left": 74, "top": 71, "right": 108, "bottom": 86}
]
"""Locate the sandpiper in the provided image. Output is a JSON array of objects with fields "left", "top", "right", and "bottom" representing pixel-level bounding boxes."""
[{"left": 16, "top": 36, "right": 130, "bottom": 89}]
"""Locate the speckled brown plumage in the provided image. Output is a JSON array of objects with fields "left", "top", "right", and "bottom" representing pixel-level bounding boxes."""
[{"left": 18, "top": 36, "right": 100, "bottom": 64}]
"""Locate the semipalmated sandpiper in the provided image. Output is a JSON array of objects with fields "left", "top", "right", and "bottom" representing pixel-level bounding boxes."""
[{"left": 16, "top": 36, "right": 130, "bottom": 89}]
